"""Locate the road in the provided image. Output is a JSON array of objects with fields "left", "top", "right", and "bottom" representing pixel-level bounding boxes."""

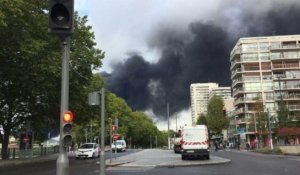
[
  {"left": 107, "top": 150, "right": 300, "bottom": 175},
  {"left": 1, "top": 149, "right": 300, "bottom": 175},
  {"left": 0, "top": 150, "right": 138, "bottom": 175}
]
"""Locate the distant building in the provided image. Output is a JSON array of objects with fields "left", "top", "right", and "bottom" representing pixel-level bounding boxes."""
[
  {"left": 190, "top": 83, "right": 218, "bottom": 124},
  {"left": 230, "top": 35, "right": 300, "bottom": 145},
  {"left": 209, "top": 87, "right": 232, "bottom": 99}
]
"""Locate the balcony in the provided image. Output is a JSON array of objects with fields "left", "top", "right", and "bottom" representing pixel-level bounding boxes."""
[
  {"left": 231, "top": 68, "right": 242, "bottom": 78},
  {"left": 275, "top": 94, "right": 300, "bottom": 101},
  {"left": 288, "top": 105, "right": 300, "bottom": 111},
  {"left": 270, "top": 54, "right": 299, "bottom": 61},
  {"left": 230, "top": 48, "right": 241, "bottom": 60},
  {"left": 272, "top": 63, "right": 300, "bottom": 70},
  {"left": 270, "top": 44, "right": 299, "bottom": 51},
  {"left": 243, "top": 66, "right": 260, "bottom": 72},
  {"left": 233, "top": 87, "right": 244, "bottom": 96},
  {"left": 273, "top": 75, "right": 300, "bottom": 80},
  {"left": 232, "top": 77, "right": 243, "bottom": 87},
  {"left": 274, "top": 84, "right": 300, "bottom": 90},
  {"left": 230, "top": 58, "right": 241, "bottom": 70},
  {"left": 233, "top": 108, "right": 245, "bottom": 116}
]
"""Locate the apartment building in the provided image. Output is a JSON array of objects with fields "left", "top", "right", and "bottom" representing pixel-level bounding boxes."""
[
  {"left": 209, "top": 87, "right": 232, "bottom": 100},
  {"left": 190, "top": 83, "right": 218, "bottom": 124},
  {"left": 230, "top": 35, "right": 300, "bottom": 144}
]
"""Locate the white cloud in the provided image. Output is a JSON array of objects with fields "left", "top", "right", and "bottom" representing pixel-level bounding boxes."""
[{"left": 153, "top": 108, "right": 192, "bottom": 131}]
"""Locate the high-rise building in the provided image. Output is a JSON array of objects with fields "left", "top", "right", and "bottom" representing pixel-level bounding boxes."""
[
  {"left": 209, "top": 87, "right": 232, "bottom": 100},
  {"left": 230, "top": 35, "right": 300, "bottom": 144},
  {"left": 190, "top": 83, "right": 218, "bottom": 124}
]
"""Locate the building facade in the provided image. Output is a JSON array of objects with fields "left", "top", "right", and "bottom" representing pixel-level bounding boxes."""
[
  {"left": 230, "top": 35, "right": 300, "bottom": 145},
  {"left": 190, "top": 83, "right": 218, "bottom": 124}
]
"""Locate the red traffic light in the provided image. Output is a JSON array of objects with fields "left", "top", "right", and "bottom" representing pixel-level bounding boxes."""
[{"left": 63, "top": 111, "right": 73, "bottom": 122}]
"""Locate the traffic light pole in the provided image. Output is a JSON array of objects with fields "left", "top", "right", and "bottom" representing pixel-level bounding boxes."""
[
  {"left": 100, "top": 88, "right": 106, "bottom": 175},
  {"left": 57, "top": 39, "right": 70, "bottom": 175}
]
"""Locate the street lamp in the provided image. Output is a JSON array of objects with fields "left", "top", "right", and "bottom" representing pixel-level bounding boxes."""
[
  {"left": 108, "top": 118, "right": 112, "bottom": 163},
  {"left": 267, "top": 109, "right": 274, "bottom": 150}
]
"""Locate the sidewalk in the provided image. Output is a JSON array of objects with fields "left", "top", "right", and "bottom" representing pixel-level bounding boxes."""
[{"left": 105, "top": 149, "right": 231, "bottom": 168}]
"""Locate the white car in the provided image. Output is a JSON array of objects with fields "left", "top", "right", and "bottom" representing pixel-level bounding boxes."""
[
  {"left": 75, "top": 143, "right": 100, "bottom": 159},
  {"left": 112, "top": 140, "right": 126, "bottom": 152}
]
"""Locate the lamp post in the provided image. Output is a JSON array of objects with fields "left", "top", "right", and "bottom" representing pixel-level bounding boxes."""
[
  {"left": 167, "top": 103, "right": 170, "bottom": 149},
  {"left": 267, "top": 109, "right": 273, "bottom": 150},
  {"left": 108, "top": 118, "right": 112, "bottom": 163}
]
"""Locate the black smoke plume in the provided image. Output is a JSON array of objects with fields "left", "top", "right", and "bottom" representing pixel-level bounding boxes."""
[{"left": 105, "top": 0, "right": 300, "bottom": 120}]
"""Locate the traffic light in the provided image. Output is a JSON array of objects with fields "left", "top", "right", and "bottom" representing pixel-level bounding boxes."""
[
  {"left": 48, "top": 0, "right": 74, "bottom": 36},
  {"left": 62, "top": 111, "right": 73, "bottom": 147}
]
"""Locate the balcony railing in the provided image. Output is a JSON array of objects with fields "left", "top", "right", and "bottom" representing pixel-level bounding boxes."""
[
  {"left": 243, "top": 66, "right": 260, "bottom": 71},
  {"left": 275, "top": 94, "right": 300, "bottom": 100},
  {"left": 272, "top": 63, "right": 300, "bottom": 69},
  {"left": 270, "top": 44, "right": 299, "bottom": 50},
  {"left": 274, "top": 84, "right": 300, "bottom": 90},
  {"left": 288, "top": 105, "right": 300, "bottom": 110}
]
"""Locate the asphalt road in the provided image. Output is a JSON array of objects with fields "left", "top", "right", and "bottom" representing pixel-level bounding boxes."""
[
  {"left": 0, "top": 150, "right": 138, "bottom": 175},
  {"left": 1, "top": 149, "right": 300, "bottom": 175},
  {"left": 106, "top": 150, "right": 300, "bottom": 175}
]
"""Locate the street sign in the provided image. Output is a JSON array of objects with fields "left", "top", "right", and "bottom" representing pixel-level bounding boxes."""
[
  {"left": 23, "top": 136, "right": 29, "bottom": 143},
  {"left": 88, "top": 92, "right": 100, "bottom": 105},
  {"left": 113, "top": 134, "right": 119, "bottom": 140}
]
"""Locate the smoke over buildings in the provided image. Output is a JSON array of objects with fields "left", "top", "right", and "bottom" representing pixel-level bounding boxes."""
[{"left": 104, "top": 0, "right": 300, "bottom": 120}]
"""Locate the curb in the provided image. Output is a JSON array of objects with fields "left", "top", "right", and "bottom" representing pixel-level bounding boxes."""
[{"left": 106, "top": 156, "right": 231, "bottom": 168}]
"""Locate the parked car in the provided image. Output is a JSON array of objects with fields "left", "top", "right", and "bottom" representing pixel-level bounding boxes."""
[
  {"left": 75, "top": 143, "right": 100, "bottom": 159},
  {"left": 112, "top": 140, "right": 126, "bottom": 152}
]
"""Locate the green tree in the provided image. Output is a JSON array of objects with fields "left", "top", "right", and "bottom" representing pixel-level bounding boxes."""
[
  {"left": 0, "top": 0, "right": 104, "bottom": 159},
  {"left": 197, "top": 113, "right": 207, "bottom": 125},
  {"left": 277, "top": 101, "right": 289, "bottom": 128},
  {"left": 206, "top": 95, "right": 229, "bottom": 135}
]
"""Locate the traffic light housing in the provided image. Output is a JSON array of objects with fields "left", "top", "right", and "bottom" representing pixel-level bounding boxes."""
[
  {"left": 48, "top": 0, "right": 74, "bottom": 36},
  {"left": 62, "top": 111, "right": 73, "bottom": 147}
]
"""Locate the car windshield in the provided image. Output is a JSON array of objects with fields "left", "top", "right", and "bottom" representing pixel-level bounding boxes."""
[
  {"left": 80, "top": 144, "right": 94, "bottom": 149},
  {"left": 113, "top": 141, "right": 123, "bottom": 145}
]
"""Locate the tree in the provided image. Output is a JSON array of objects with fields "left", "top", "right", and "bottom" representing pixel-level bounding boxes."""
[
  {"left": 254, "top": 97, "right": 269, "bottom": 148},
  {"left": 277, "top": 101, "right": 289, "bottom": 128},
  {"left": 206, "top": 95, "right": 229, "bottom": 135},
  {"left": 0, "top": 0, "right": 104, "bottom": 159},
  {"left": 197, "top": 113, "right": 207, "bottom": 125}
]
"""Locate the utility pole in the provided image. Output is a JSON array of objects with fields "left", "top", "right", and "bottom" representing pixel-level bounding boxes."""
[
  {"left": 167, "top": 103, "right": 170, "bottom": 149},
  {"left": 109, "top": 118, "right": 112, "bottom": 163},
  {"left": 100, "top": 88, "right": 106, "bottom": 175},
  {"left": 176, "top": 113, "right": 178, "bottom": 132},
  {"left": 267, "top": 109, "right": 274, "bottom": 150},
  {"left": 56, "top": 39, "right": 70, "bottom": 175}
]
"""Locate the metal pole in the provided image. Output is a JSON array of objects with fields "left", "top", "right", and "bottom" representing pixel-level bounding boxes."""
[
  {"left": 114, "top": 132, "right": 117, "bottom": 160},
  {"left": 100, "top": 88, "right": 105, "bottom": 175},
  {"left": 167, "top": 103, "right": 170, "bottom": 149},
  {"left": 109, "top": 118, "right": 112, "bottom": 163},
  {"left": 267, "top": 109, "right": 273, "bottom": 150},
  {"left": 57, "top": 39, "right": 70, "bottom": 175},
  {"left": 155, "top": 135, "right": 158, "bottom": 148},
  {"left": 254, "top": 113, "right": 258, "bottom": 149},
  {"left": 176, "top": 113, "right": 178, "bottom": 132}
]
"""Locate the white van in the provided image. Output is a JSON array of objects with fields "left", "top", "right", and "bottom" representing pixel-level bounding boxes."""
[
  {"left": 181, "top": 125, "right": 210, "bottom": 160},
  {"left": 112, "top": 140, "right": 126, "bottom": 152}
]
